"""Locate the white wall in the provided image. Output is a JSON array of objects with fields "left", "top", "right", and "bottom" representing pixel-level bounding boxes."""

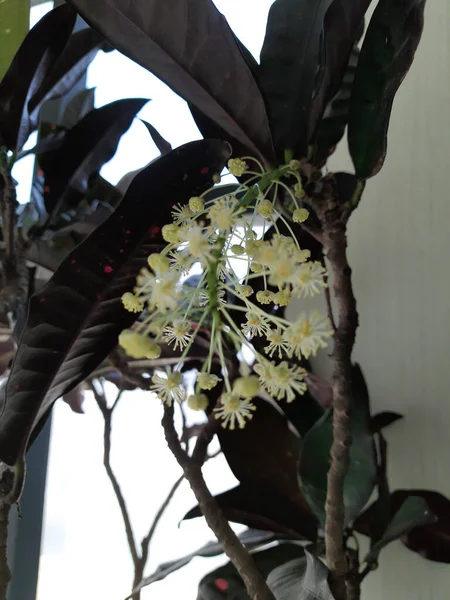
[{"left": 322, "top": 1, "right": 450, "bottom": 596}]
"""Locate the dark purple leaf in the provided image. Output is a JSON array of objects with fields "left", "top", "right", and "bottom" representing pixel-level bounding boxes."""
[
  {"left": 140, "top": 119, "right": 172, "bottom": 156},
  {"left": 38, "top": 98, "right": 148, "bottom": 223},
  {"left": 61, "top": 87, "right": 96, "bottom": 129},
  {"left": 28, "top": 27, "right": 105, "bottom": 128},
  {"left": 0, "top": 139, "right": 230, "bottom": 466},
  {"left": 371, "top": 411, "right": 403, "bottom": 434},
  {"left": 0, "top": 5, "right": 76, "bottom": 152},
  {"left": 66, "top": 0, "right": 274, "bottom": 164},
  {"left": 356, "top": 490, "right": 448, "bottom": 563},
  {"left": 184, "top": 484, "right": 317, "bottom": 541},
  {"left": 348, "top": 0, "right": 425, "bottom": 178}
]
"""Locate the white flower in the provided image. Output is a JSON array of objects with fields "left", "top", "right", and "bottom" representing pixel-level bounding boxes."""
[
  {"left": 197, "top": 373, "right": 222, "bottom": 390},
  {"left": 292, "top": 261, "right": 327, "bottom": 298},
  {"left": 118, "top": 330, "right": 161, "bottom": 359},
  {"left": 121, "top": 292, "right": 144, "bottom": 313},
  {"left": 214, "top": 393, "right": 256, "bottom": 429},
  {"left": 242, "top": 311, "right": 270, "bottom": 338},
  {"left": 151, "top": 369, "right": 185, "bottom": 406},
  {"left": 148, "top": 270, "right": 180, "bottom": 313},
  {"left": 264, "top": 328, "right": 290, "bottom": 358},
  {"left": 180, "top": 224, "right": 217, "bottom": 263},
  {"left": 283, "top": 310, "right": 333, "bottom": 359},
  {"left": 163, "top": 321, "right": 192, "bottom": 350},
  {"left": 171, "top": 203, "right": 193, "bottom": 223},
  {"left": 169, "top": 250, "right": 194, "bottom": 274},
  {"left": 254, "top": 360, "right": 307, "bottom": 403},
  {"left": 207, "top": 196, "right": 243, "bottom": 231}
]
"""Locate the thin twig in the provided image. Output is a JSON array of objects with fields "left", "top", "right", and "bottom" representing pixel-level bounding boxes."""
[
  {"left": 162, "top": 403, "right": 275, "bottom": 600},
  {"left": 320, "top": 205, "right": 359, "bottom": 600},
  {"left": 92, "top": 383, "right": 139, "bottom": 567}
]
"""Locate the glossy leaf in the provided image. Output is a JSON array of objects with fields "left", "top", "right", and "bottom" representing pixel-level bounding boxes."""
[
  {"left": 0, "top": 5, "right": 76, "bottom": 152},
  {"left": 28, "top": 27, "right": 105, "bottom": 128},
  {"left": 348, "top": 0, "right": 425, "bottom": 178},
  {"left": 268, "top": 547, "right": 334, "bottom": 600},
  {"left": 371, "top": 411, "right": 403, "bottom": 433},
  {"left": 356, "top": 489, "right": 450, "bottom": 564},
  {"left": 299, "top": 364, "right": 376, "bottom": 524},
  {"left": 198, "top": 544, "right": 304, "bottom": 600},
  {"left": 132, "top": 529, "right": 283, "bottom": 595},
  {"left": 61, "top": 87, "right": 96, "bottom": 129},
  {"left": 309, "top": 0, "right": 370, "bottom": 146},
  {"left": 140, "top": 119, "right": 172, "bottom": 156},
  {"left": 312, "top": 47, "right": 359, "bottom": 166},
  {"left": 365, "top": 495, "right": 435, "bottom": 563},
  {"left": 38, "top": 98, "right": 148, "bottom": 222},
  {"left": 0, "top": 139, "right": 230, "bottom": 466},
  {"left": 66, "top": 0, "right": 274, "bottom": 163},
  {"left": 184, "top": 483, "right": 317, "bottom": 541},
  {"left": 259, "top": 0, "right": 333, "bottom": 157}
]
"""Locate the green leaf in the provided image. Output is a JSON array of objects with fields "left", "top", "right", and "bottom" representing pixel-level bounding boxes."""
[
  {"left": 259, "top": 0, "right": 370, "bottom": 158},
  {"left": 267, "top": 547, "right": 335, "bottom": 600},
  {"left": 365, "top": 495, "right": 435, "bottom": 563},
  {"left": 299, "top": 364, "right": 376, "bottom": 525},
  {"left": 66, "top": 0, "right": 274, "bottom": 164},
  {"left": 348, "top": 0, "right": 425, "bottom": 179},
  {"left": 131, "top": 529, "right": 282, "bottom": 596},
  {"left": 0, "top": 4, "right": 77, "bottom": 151},
  {"left": 0, "top": 0, "right": 29, "bottom": 83},
  {"left": 197, "top": 544, "right": 304, "bottom": 600},
  {"left": 311, "top": 47, "right": 359, "bottom": 166},
  {"left": 356, "top": 489, "right": 450, "bottom": 564},
  {"left": 0, "top": 139, "right": 230, "bottom": 466}
]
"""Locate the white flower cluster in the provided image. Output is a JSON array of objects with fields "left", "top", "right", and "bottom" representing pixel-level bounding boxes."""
[{"left": 119, "top": 158, "right": 333, "bottom": 428}]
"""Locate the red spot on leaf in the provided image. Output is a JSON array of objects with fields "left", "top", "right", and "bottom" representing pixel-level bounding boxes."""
[
  {"left": 14, "top": 385, "right": 19, "bottom": 390},
  {"left": 125, "top": 229, "right": 131, "bottom": 234},
  {"left": 40, "top": 298, "right": 46, "bottom": 303},
  {"left": 151, "top": 226, "right": 160, "bottom": 236},
  {"left": 104, "top": 266, "right": 113, "bottom": 273},
  {"left": 71, "top": 259, "right": 76, "bottom": 264},
  {"left": 37, "top": 169, "right": 44, "bottom": 177},
  {"left": 225, "top": 72, "right": 231, "bottom": 79},
  {"left": 182, "top": 173, "right": 188, "bottom": 181},
  {"left": 119, "top": 249, "right": 124, "bottom": 253},
  {"left": 44, "top": 185, "right": 50, "bottom": 193},
  {"left": 200, "top": 167, "right": 209, "bottom": 174},
  {"left": 76, "top": 268, "right": 81, "bottom": 273},
  {"left": 215, "top": 579, "right": 229, "bottom": 592},
  {"left": 119, "top": 215, "right": 124, "bottom": 219}
]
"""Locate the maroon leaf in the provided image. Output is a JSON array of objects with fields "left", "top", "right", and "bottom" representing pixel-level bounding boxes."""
[
  {"left": 28, "top": 27, "right": 106, "bottom": 129},
  {"left": 0, "top": 5, "right": 77, "bottom": 152},
  {"left": 66, "top": 0, "right": 274, "bottom": 164},
  {"left": 0, "top": 139, "right": 230, "bottom": 466},
  {"left": 140, "top": 119, "right": 172, "bottom": 156}
]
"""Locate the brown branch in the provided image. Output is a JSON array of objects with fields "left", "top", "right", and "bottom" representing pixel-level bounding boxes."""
[
  {"left": 320, "top": 207, "right": 359, "bottom": 600},
  {"left": 0, "top": 467, "right": 15, "bottom": 600},
  {"left": 162, "top": 404, "right": 275, "bottom": 600},
  {"left": 92, "top": 384, "right": 139, "bottom": 568},
  {"left": 321, "top": 254, "right": 337, "bottom": 332}
]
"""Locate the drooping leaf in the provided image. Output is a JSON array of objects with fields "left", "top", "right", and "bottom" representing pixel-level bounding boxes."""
[
  {"left": 28, "top": 27, "right": 106, "bottom": 128},
  {"left": 198, "top": 544, "right": 304, "bottom": 600},
  {"left": 259, "top": 0, "right": 333, "bottom": 157},
  {"left": 140, "top": 119, "right": 172, "bottom": 156},
  {"left": 66, "top": 0, "right": 274, "bottom": 163},
  {"left": 38, "top": 98, "right": 148, "bottom": 223},
  {"left": 132, "top": 529, "right": 284, "bottom": 595},
  {"left": 0, "top": 139, "right": 230, "bottom": 466},
  {"left": 299, "top": 364, "right": 376, "bottom": 524},
  {"left": 364, "top": 495, "right": 435, "bottom": 563},
  {"left": 311, "top": 47, "right": 359, "bottom": 166},
  {"left": 348, "top": 0, "right": 425, "bottom": 178},
  {"left": 371, "top": 411, "right": 403, "bottom": 433},
  {"left": 184, "top": 483, "right": 317, "bottom": 542},
  {"left": 356, "top": 490, "right": 450, "bottom": 564},
  {"left": 0, "top": 4, "right": 77, "bottom": 152},
  {"left": 308, "top": 1, "right": 370, "bottom": 145},
  {"left": 267, "top": 546, "right": 334, "bottom": 600},
  {"left": 61, "top": 87, "right": 96, "bottom": 129}
]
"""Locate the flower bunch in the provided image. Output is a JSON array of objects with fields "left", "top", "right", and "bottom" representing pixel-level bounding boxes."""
[{"left": 119, "top": 157, "right": 333, "bottom": 429}]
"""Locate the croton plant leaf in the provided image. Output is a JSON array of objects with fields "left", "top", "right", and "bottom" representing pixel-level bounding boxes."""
[
  {"left": 348, "top": 0, "right": 426, "bottom": 178},
  {"left": 299, "top": 364, "right": 376, "bottom": 525},
  {"left": 0, "top": 139, "right": 230, "bottom": 466},
  {"left": 66, "top": 0, "right": 274, "bottom": 163}
]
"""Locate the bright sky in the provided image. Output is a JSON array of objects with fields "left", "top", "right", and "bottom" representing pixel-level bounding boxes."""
[{"left": 35, "top": 2, "right": 275, "bottom": 600}]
